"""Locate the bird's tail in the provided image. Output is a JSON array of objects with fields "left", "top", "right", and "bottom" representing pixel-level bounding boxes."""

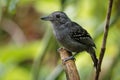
[{"left": 87, "top": 47, "right": 98, "bottom": 70}]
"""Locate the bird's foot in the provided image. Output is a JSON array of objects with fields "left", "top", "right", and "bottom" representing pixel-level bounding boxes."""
[
  {"left": 63, "top": 56, "right": 76, "bottom": 62},
  {"left": 57, "top": 47, "right": 72, "bottom": 53}
]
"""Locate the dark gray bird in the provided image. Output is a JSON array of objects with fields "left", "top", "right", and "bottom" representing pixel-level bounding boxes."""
[{"left": 41, "top": 11, "right": 98, "bottom": 69}]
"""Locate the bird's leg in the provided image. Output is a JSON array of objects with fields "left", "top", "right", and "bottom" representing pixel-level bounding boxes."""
[
  {"left": 58, "top": 47, "right": 76, "bottom": 62},
  {"left": 63, "top": 56, "right": 75, "bottom": 62},
  {"left": 63, "top": 50, "right": 76, "bottom": 62}
]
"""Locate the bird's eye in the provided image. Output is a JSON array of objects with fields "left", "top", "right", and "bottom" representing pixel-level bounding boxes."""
[{"left": 56, "top": 14, "right": 60, "bottom": 18}]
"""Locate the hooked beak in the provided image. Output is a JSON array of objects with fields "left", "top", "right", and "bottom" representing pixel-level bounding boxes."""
[{"left": 41, "top": 16, "right": 52, "bottom": 21}]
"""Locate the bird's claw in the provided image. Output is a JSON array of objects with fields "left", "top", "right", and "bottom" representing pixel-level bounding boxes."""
[{"left": 63, "top": 56, "right": 76, "bottom": 62}]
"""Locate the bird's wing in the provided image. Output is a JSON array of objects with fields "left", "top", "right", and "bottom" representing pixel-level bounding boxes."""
[{"left": 68, "top": 22, "right": 96, "bottom": 48}]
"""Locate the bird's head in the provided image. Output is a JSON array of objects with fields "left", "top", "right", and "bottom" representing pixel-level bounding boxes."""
[{"left": 41, "top": 11, "right": 71, "bottom": 24}]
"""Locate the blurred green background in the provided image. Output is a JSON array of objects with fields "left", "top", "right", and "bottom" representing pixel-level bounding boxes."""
[{"left": 0, "top": 0, "right": 120, "bottom": 80}]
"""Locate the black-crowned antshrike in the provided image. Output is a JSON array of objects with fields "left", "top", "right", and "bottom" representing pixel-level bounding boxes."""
[{"left": 41, "top": 11, "right": 98, "bottom": 69}]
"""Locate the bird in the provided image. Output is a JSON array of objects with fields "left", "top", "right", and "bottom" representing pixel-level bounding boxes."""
[{"left": 41, "top": 11, "right": 98, "bottom": 69}]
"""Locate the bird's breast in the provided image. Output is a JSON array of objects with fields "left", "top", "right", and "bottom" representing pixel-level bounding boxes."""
[{"left": 55, "top": 30, "right": 67, "bottom": 41}]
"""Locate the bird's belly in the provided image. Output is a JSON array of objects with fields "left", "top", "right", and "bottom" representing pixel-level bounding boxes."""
[{"left": 57, "top": 35, "right": 87, "bottom": 52}]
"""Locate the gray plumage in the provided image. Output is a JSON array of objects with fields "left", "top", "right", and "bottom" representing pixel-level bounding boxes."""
[{"left": 41, "top": 11, "right": 98, "bottom": 69}]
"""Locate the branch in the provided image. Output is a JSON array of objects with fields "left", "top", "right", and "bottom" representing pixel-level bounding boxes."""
[
  {"left": 95, "top": 0, "right": 113, "bottom": 80},
  {"left": 58, "top": 48, "right": 80, "bottom": 80}
]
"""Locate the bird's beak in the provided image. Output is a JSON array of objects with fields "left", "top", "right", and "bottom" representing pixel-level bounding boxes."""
[{"left": 41, "top": 16, "right": 52, "bottom": 21}]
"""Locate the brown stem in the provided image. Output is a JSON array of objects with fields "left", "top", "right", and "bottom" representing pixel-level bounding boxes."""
[
  {"left": 95, "top": 0, "right": 113, "bottom": 80},
  {"left": 58, "top": 48, "right": 80, "bottom": 80}
]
